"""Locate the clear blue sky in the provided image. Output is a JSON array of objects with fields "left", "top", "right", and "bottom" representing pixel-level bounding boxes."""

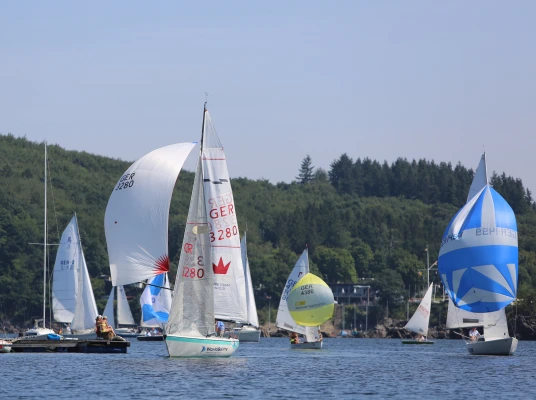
[{"left": 2, "top": 1, "right": 535, "bottom": 193}]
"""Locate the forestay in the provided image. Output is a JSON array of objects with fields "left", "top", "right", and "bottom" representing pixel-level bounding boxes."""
[
  {"left": 242, "top": 234, "right": 259, "bottom": 328},
  {"left": 166, "top": 157, "right": 215, "bottom": 337},
  {"left": 141, "top": 273, "right": 172, "bottom": 327},
  {"left": 105, "top": 143, "right": 196, "bottom": 286},
  {"left": 439, "top": 185, "right": 518, "bottom": 313},
  {"left": 202, "top": 111, "right": 247, "bottom": 323},
  {"left": 404, "top": 283, "right": 433, "bottom": 335}
]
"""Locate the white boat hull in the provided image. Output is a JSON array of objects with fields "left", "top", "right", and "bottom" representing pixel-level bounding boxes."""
[
  {"left": 165, "top": 335, "right": 239, "bottom": 357},
  {"left": 466, "top": 337, "right": 518, "bottom": 356},
  {"left": 291, "top": 341, "right": 323, "bottom": 349},
  {"left": 0, "top": 340, "right": 11, "bottom": 353},
  {"left": 230, "top": 327, "right": 261, "bottom": 342}
]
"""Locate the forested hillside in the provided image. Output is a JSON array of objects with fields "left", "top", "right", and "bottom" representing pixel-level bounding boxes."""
[{"left": 1, "top": 133, "right": 536, "bottom": 327}]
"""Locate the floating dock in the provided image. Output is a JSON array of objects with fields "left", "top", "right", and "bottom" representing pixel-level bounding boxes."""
[{"left": 9, "top": 337, "right": 130, "bottom": 353}]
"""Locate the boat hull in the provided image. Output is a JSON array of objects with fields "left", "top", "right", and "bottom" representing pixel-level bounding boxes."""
[
  {"left": 291, "top": 341, "right": 322, "bottom": 349},
  {"left": 0, "top": 340, "right": 11, "bottom": 353},
  {"left": 466, "top": 337, "right": 518, "bottom": 356},
  {"left": 402, "top": 340, "right": 434, "bottom": 345},
  {"left": 137, "top": 335, "right": 164, "bottom": 341},
  {"left": 230, "top": 327, "right": 261, "bottom": 342},
  {"left": 165, "top": 335, "right": 239, "bottom": 357}
]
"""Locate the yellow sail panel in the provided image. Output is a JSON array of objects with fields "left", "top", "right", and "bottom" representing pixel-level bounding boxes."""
[{"left": 287, "top": 273, "right": 334, "bottom": 326}]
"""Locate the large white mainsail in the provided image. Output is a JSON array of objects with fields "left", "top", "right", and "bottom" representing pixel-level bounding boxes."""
[
  {"left": 276, "top": 249, "right": 317, "bottom": 342},
  {"left": 202, "top": 111, "right": 247, "bottom": 323},
  {"left": 105, "top": 143, "right": 196, "bottom": 286},
  {"left": 242, "top": 234, "right": 259, "bottom": 328},
  {"left": 140, "top": 273, "right": 172, "bottom": 327},
  {"left": 52, "top": 214, "right": 98, "bottom": 331},
  {"left": 404, "top": 283, "right": 433, "bottom": 336}
]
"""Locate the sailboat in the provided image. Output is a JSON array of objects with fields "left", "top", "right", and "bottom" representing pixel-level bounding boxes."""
[
  {"left": 439, "top": 153, "right": 519, "bottom": 356},
  {"left": 402, "top": 283, "right": 434, "bottom": 344},
  {"left": 102, "top": 285, "right": 138, "bottom": 337},
  {"left": 165, "top": 103, "right": 239, "bottom": 357},
  {"left": 137, "top": 273, "right": 172, "bottom": 341},
  {"left": 276, "top": 249, "right": 334, "bottom": 349},
  {"left": 228, "top": 234, "right": 261, "bottom": 342},
  {"left": 104, "top": 141, "right": 196, "bottom": 338},
  {"left": 52, "top": 214, "right": 99, "bottom": 337},
  {"left": 26, "top": 143, "right": 57, "bottom": 337}
]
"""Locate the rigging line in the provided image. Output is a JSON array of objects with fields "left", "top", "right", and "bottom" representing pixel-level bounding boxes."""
[
  {"left": 47, "top": 154, "right": 61, "bottom": 241},
  {"left": 138, "top": 281, "right": 172, "bottom": 291}
]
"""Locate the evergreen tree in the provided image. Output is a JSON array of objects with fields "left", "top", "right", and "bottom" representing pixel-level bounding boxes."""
[{"left": 296, "top": 154, "right": 314, "bottom": 184}]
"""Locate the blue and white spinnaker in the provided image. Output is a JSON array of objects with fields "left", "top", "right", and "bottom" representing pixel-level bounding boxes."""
[{"left": 438, "top": 185, "right": 518, "bottom": 313}]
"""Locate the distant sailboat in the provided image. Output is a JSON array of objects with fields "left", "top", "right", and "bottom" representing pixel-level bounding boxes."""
[
  {"left": 26, "top": 143, "right": 56, "bottom": 337},
  {"left": 402, "top": 283, "right": 434, "bottom": 344},
  {"left": 165, "top": 103, "right": 239, "bottom": 357},
  {"left": 439, "top": 153, "right": 518, "bottom": 355},
  {"left": 228, "top": 234, "right": 261, "bottom": 342},
  {"left": 52, "top": 214, "right": 99, "bottom": 336},
  {"left": 102, "top": 285, "right": 137, "bottom": 337},
  {"left": 140, "top": 272, "right": 172, "bottom": 328},
  {"left": 276, "top": 249, "right": 334, "bottom": 349}
]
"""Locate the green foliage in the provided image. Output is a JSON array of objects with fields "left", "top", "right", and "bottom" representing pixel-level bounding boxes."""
[{"left": 1, "top": 133, "right": 536, "bottom": 325}]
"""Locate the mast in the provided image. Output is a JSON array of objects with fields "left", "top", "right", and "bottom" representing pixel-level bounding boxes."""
[
  {"left": 43, "top": 142, "right": 47, "bottom": 327},
  {"left": 201, "top": 101, "right": 207, "bottom": 151}
]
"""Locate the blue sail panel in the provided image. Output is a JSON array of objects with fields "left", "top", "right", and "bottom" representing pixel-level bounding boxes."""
[{"left": 438, "top": 185, "right": 518, "bottom": 313}]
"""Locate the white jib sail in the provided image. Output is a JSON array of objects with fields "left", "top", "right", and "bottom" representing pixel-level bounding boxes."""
[
  {"left": 202, "top": 111, "right": 247, "bottom": 323},
  {"left": 105, "top": 142, "right": 196, "bottom": 286},
  {"left": 71, "top": 248, "right": 98, "bottom": 331},
  {"left": 275, "top": 249, "right": 309, "bottom": 335},
  {"left": 52, "top": 215, "right": 81, "bottom": 323},
  {"left": 446, "top": 298, "right": 508, "bottom": 339},
  {"left": 140, "top": 273, "right": 172, "bottom": 327},
  {"left": 167, "top": 156, "right": 215, "bottom": 337},
  {"left": 405, "top": 283, "right": 433, "bottom": 335},
  {"left": 103, "top": 288, "right": 115, "bottom": 328},
  {"left": 242, "top": 234, "right": 259, "bottom": 328},
  {"left": 117, "top": 285, "right": 135, "bottom": 326}
]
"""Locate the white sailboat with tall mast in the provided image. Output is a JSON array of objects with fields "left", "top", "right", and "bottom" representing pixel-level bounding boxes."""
[
  {"left": 439, "top": 153, "right": 519, "bottom": 355},
  {"left": 52, "top": 214, "right": 99, "bottom": 337},
  {"left": 26, "top": 142, "right": 56, "bottom": 337},
  {"left": 402, "top": 283, "right": 434, "bottom": 344},
  {"left": 165, "top": 103, "right": 239, "bottom": 357}
]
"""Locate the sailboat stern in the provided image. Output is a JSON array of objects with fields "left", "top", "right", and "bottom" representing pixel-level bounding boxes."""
[
  {"left": 165, "top": 335, "right": 239, "bottom": 357},
  {"left": 466, "top": 337, "right": 518, "bottom": 356}
]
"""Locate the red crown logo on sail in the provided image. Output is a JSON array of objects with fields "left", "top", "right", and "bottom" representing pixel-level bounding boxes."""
[
  {"left": 213, "top": 257, "right": 231, "bottom": 275},
  {"left": 155, "top": 254, "right": 170, "bottom": 274}
]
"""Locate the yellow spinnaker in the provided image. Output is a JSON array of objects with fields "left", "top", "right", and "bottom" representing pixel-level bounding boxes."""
[{"left": 287, "top": 273, "right": 334, "bottom": 326}]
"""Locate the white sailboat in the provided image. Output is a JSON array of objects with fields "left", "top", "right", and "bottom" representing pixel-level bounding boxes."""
[
  {"left": 140, "top": 272, "right": 172, "bottom": 328},
  {"left": 228, "top": 234, "right": 261, "bottom": 342},
  {"left": 102, "top": 286, "right": 138, "bottom": 337},
  {"left": 52, "top": 214, "right": 99, "bottom": 337},
  {"left": 104, "top": 140, "right": 196, "bottom": 338},
  {"left": 26, "top": 143, "right": 56, "bottom": 338},
  {"left": 276, "top": 249, "right": 334, "bottom": 349},
  {"left": 402, "top": 283, "right": 434, "bottom": 344},
  {"left": 439, "top": 153, "right": 519, "bottom": 356},
  {"left": 165, "top": 103, "right": 239, "bottom": 357}
]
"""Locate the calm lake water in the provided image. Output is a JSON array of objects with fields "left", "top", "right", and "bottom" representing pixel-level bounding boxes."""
[{"left": 1, "top": 337, "right": 535, "bottom": 399}]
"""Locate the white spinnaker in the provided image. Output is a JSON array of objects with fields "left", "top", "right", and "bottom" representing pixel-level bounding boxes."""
[
  {"left": 71, "top": 249, "right": 98, "bottom": 330},
  {"left": 202, "top": 111, "right": 247, "bottom": 323},
  {"left": 275, "top": 250, "right": 309, "bottom": 335},
  {"left": 52, "top": 216, "right": 80, "bottom": 323},
  {"left": 103, "top": 289, "right": 115, "bottom": 328},
  {"left": 167, "top": 156, "right": 215, "bottom": 337},
  {"left": 405, "top": 283, "right": 433, "bottom": 335},
  {"left": 242, "top": 234, "right": 259, "bottom": 328},
  {"left": 140, "top": 273, "right": 172, "bottom": 327},
  {"left": 117, "top": 285, "right": 135, "bottom": 326},
  {"left": 467, "top": 153, "right": 488, "bottom": 203},
  {"left": 105, "top": 142, "right": 196, "bottom": 286}
]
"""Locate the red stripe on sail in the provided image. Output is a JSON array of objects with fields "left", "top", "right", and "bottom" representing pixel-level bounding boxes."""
[{"left": 155, "top": 254, "right": 170, "bottom": 273}]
